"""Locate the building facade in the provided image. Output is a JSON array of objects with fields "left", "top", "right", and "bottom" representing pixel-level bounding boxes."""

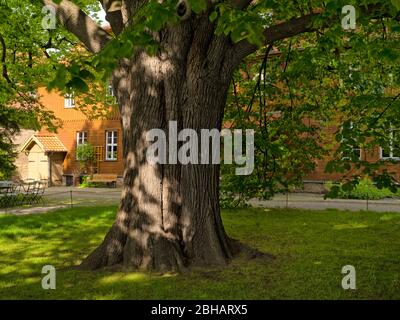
[
  {"left": 15, "top": 88, "right": 400, "bottom": 189},
  {"left": 18, "top": 87, "right": 124, "bottom": 186},
  {"left": 303, "top": 123, "right": 400, "bottom": 192}
]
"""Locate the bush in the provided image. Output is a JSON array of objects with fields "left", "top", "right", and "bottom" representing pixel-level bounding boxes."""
[
  {"left": 79, "top": 176, "right": 112, "bottom": 188},
  {"left": 76, "top": 143, "right": 95, "bottom": 174},
  {"left": 326, "top": 178, "right": 400, "bottom": 200},
  {"left": 79, "top": 175, "right": 91, "bottom": 188}
]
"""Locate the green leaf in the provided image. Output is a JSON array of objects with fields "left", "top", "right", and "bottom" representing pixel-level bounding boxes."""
[
  {"left": 391, "top": 0, "right": 400, "bottom": 11},
  {"left": 67, "top": 77, "right": 89, "bottom": 92},
  {"left": 209, "top": 11, "right": 218, "bottom": 22},
  {"left": 48, "top": 66, "right": 67, "bottom": 91},
  {"left": 189, "top": 0, "right": 207, "bottom": 14},
  {"left": 78, "top": 69, "right": 95, "bottom": 81}
]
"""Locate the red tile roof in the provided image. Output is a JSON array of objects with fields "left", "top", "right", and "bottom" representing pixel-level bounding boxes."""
[
  {"left": 34, "top": 135, "right": 67, "bottom": 152},
  {"left": 20, "top": 134, "right": 67, "bottom": 152}
]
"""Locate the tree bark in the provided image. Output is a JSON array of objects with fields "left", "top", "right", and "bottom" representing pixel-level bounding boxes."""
[{"left": 80, "top": 16, "right": 239, "bottom": 272}]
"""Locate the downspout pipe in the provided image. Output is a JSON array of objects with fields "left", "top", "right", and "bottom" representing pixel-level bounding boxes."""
[{"left": 47, "top": 152, "right": 52, "bottom": 187}]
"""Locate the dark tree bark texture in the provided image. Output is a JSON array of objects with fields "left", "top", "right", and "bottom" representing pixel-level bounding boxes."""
[{"left": 80, "top": 12, "right": 241, "bottom": 271}]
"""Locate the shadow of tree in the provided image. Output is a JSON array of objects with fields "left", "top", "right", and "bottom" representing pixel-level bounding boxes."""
[
  {"left": 1, "top": 206, "right": 399, "bottom": 300},
  {"left": 0, "top": 205, "right": 274, "bottom": 299}
]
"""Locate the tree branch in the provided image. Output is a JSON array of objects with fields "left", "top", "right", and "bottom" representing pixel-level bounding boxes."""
[
  {"left": 231, "top": 4, "right": 399, "bottom": 65},
  {"left": 230, "top": 0, "right": 253, "bottom": 10},
  {"left": 0, "top": 34, "right": 46, "bottom": 110},
  {"left": 98, "top": 0, "right": 124, "bottom": 35},
  {"left": 231, "top": 12, "right": 318, "bottom": 66},
  {"left": 41, "top": 0, "right": 112, "bottom": 53},
  {"left": 0, "top": 34, "right": 12, "bottom": 84}
]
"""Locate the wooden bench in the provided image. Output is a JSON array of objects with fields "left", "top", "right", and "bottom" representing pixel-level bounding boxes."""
[{"left": 87, "top": 174, "right": 118, "bottom": 188}]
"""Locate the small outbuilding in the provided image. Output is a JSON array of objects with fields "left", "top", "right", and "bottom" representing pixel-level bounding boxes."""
[{"left": 19, "top": 134, "right": 67, "bottom": 186}]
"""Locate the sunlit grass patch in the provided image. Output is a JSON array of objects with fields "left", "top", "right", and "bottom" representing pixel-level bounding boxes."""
[{"left": 0, "top": 206, "right": 399, "bottom": 299}]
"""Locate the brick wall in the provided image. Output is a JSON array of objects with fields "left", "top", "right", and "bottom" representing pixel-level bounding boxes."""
[
  {"left": 40, "top": 119, "right": 124, "bottom": 178},
  {"left": 38, "top": 87, "right": 124, "bottom": 183},
  {"left": 304, "top": 123, "right": 400, "bottom": 182},
  {"left": 35, "top": 87, "right": 400, "bottom": 185}
]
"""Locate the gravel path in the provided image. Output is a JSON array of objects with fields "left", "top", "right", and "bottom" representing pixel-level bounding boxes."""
[
  {"left": 250, "top": 193, "right": 400, "bottom": 212},
  {"left": 1, "top": 188, "right": 399, "bottom": 215},
  {"left": 0, "top": 187, "right": 120, "bottom": 215}
]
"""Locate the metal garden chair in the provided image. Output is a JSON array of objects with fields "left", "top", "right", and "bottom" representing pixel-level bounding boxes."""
[
  {"left": 22, "top": 181, "right": 38, "bottom": 205},
  {"left": 11, "top": 184, "right": 25, "bottom": 206},
  {"left": 0, "top": 181, "right": 15, "bottom": 208},
  {"left": 31, "top": 181, "right": 46, "bottom": 204}
]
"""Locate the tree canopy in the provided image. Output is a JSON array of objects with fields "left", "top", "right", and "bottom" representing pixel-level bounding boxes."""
[{"left": 1, "top": 0, "right": 399, "bottom": 190}]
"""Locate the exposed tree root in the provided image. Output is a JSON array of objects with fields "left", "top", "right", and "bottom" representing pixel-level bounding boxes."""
[
  {"left": 77, "top": 234, "right": 274, "bottom": 274},
  {"left": 229, "top": 238, "right": 276, "bottom": 262}
]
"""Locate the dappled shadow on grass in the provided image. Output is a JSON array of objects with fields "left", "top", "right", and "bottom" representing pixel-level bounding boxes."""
[
  {"left": 333, "top": 222, "right": 369, "bottom": 230},
  {"left": 0, "top": 205, "right": 279, "bottom": 299},
  {"left": 0, "top": 206, "right": 117, "bottom": 283},
  {"left": 0, "top": 207, "right": 399, "bottom": 299},
  {"left": 0, "top": 255, "right": 280, "bottom": 300}
]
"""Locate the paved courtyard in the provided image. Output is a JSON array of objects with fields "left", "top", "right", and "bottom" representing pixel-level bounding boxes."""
[
  {"left": 0, "top": 187, "right": 121, "bottom": 215},
  {"left": 250, "top": 193, "right": 400, "bottom": 212},
  {"left": 1, "top": 187, "right": 399, "bottom": 215},
  {"left": 44, "top": 186, "right": 122, "bottom": 203}
]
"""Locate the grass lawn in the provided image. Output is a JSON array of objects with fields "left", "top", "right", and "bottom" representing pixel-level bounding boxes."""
[{"left": 0, "top": 206, "right": 399, "bottom": 299}]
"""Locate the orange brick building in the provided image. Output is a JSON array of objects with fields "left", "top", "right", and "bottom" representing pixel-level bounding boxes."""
[
  {"left": 302, "top": 123, "right": 400, "bottom": 192},
  {"left": 15, "top": 87, "right": 400, "bottom": 189},
  {"left": 18, "top": 87, "right": 124, "bottom": 186}
]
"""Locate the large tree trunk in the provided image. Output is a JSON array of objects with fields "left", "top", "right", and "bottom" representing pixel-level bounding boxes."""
[{"left": 80, "top": 17, "right": 239, "bottom": 272}]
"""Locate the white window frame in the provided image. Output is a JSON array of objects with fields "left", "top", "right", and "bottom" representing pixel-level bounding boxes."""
[
  {"left": 107, "top": 83, "right": 115, "bottom": 97},
  {"left": 381, "top": 128, "right": 400, "bottom": 161},
  {"left": 105, "top": 130, "right": 118, "bottom": 161},
  {"left": 76, "top": 132, "right": 88, "bottom": 161},
  {"left": 340, "top": 122, "right": 362, "bottom": 161},
  {"left": 76, "top": 131, "right": 88, "bottom": 145},
  {"left": 28, "top": 91, "right": 38, "bottom": 99},
  {"left": 64, "top": 92, "right": 75, "bottom": 108},
  {"left": 341, "top": 146, "right": 362, "bottom": 161}
]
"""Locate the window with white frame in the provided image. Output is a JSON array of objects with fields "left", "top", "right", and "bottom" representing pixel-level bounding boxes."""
[
  {"left": 28, "top": 91, "right": 38, "bottom": 99},
  {"left": 342, "top": 144, "right": 361, "bottom": 160},
  {"left": 105, "top": 130, "right": 118, "bottom": 160},
  {"left": 77, "top": 131, "right": 88, "bottom": 145},
  {"left": 107, "top": 83, "right": 115, "bottom": 97},
  {"left": 381, "top": 128, "right": 400, "bottom": 160},
  {"left": 64, "top": 91, "right": 75, "bottom": 108},
  {"left": 76, "top": 132, "right": 88, "bottom": 160},
  {"left": 341, "top": 122, "right": 361, "bottom": 160}
]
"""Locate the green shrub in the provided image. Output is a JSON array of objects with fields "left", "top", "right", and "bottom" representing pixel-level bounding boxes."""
[
  {"left": 79, "top": 175, "right": 91, "bottom": 188},
  {"left": 79, "top": 177, "right": 102, "bottom": 188},
  {"left": 76, "top": 143, "right": 95, "bottom": 174},
  {"left": 79, "top": 176, "right": 113, "bottom": 188},
  {"left": 326, "top": 178, "right": 400, "bottom": 200}
]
